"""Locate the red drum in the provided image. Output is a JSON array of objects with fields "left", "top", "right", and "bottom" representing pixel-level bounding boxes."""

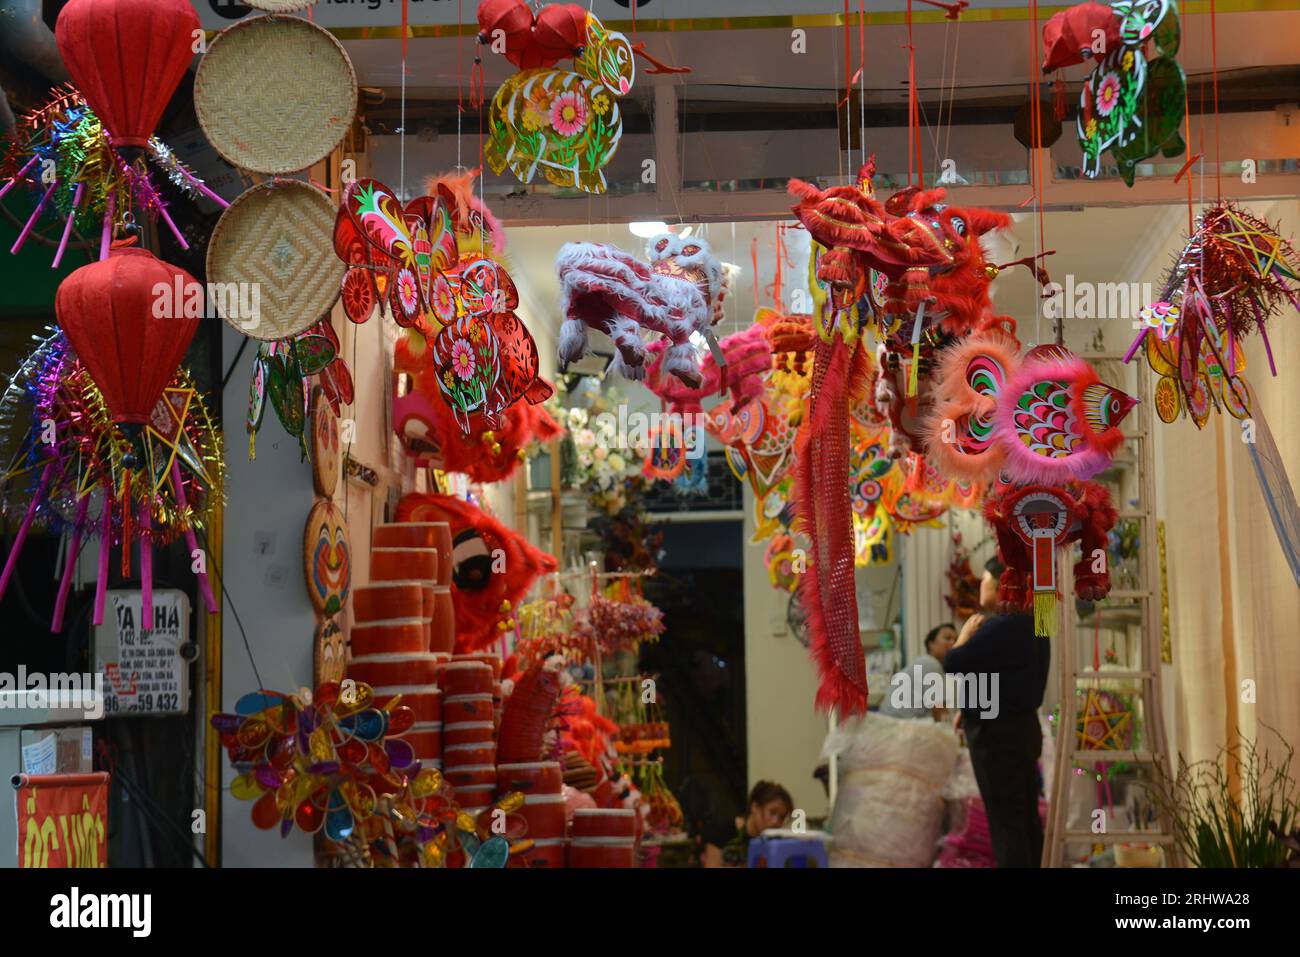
[
  {"left": 347, "top": 653, "right": 440, "bottom": 688},
  {"left": 431, "top": 523, "right": 453, "bottom": 587},
  {"left": 443, "top": 741, "right": 496, "bottom": 768},
  {"left": 443, "top": 694, "right": 494, "bottom": 723},
  {"left": 443, "top": 721, "right": 495, "bottom": 746},
  {"left": 453, "top": 653, "right": 502, "bottom": 679},
  {"left": 419, "top": 584, "right": 435, "bottom": 650},
  {"left": 430, "top": 587, "right": 455, "bottom": 655},
  {"left": 446, "top": 765, "right": 496, "bottom": 789},
  {"left": 371, "top": 547, "right": 438, "bottom": 582},
  {"left": 454, "top": 785, "right": 494, "bottom": 812},
  {"left": 375, "top": 521, "right": 441, "bottom": 553},
  {"left": 518, "top": 793, "right": 566, "bottom": 840},
  {"left": 352, "top": 581, "right": 424, "bottom": 622},
  {"left": 440, "top": 661, "right": 494, "bottom": 697},
  {"left": 496, "top": 762, "right": 563, "bottom": 796},
  {"left": 569, "top": 838, "right": 636, "bottom": 868},
  {"left": 572, "top": 808, "right": 638, "bottom": 839},
  {"left": 373, "top": 687, "right": 441, "bottom": 724},
  {"left": 511, "top": 837, "right": 566, "bottom": 868},
  {"left": 402, "top": 724, "right": 442, "bottom": 760},
  {"left": 350, "top": 618, "right": 427, "bottom": 657}
]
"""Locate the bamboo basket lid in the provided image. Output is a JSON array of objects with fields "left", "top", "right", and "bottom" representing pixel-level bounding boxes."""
[
  {"left": 206, "top": 179, "right": 342, "bottom": 341},
  {"left": 194, "top": 14, "right": 356, "bottom": 175},
  {"left": 246, "top": 0, "right": 318, "bottom": 11}
]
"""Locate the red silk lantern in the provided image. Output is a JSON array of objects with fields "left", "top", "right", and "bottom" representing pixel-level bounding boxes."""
[
  {"left": 1041, "top": 2, "right": 1120, "bottom": 73},
  {"left": 478, "top": 0, "right": 587, "bottom": 71},
  {"left": 55, "top": 247, "right": 201, "bottom": 450},
  {"left": 55, "top": 0, "right": 200, "bottom": 151}
]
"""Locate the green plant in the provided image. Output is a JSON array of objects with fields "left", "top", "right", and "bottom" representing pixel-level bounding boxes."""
[{"left": 1149, "top": 725, "right": 1300, "bottom": 867}]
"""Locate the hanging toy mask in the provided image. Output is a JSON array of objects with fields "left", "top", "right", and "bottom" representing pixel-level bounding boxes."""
[{"left": 984, "top": 479, "right": 1119, "bottom": 636}]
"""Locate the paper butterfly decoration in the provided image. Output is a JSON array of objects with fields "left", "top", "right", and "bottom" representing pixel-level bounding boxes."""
[
  {"left": 1124, "top": 201, "right": 1300, "bottom": 427},
  {"left": 481, "top": 4, "right": 634, "bottom": 194},
  {"left": 556, "top": 233, "right": 724, "bottom": 388},
  {"left": 394, "top": 330, "right": 561, "bottom": 482},
  {"left": 1043, "top": 0, "right": 1186, "bottom": 185},
  {"left": 923, "top": 337, "right": 1137, "bottom": 486},
  {"left": 336, "top": 178, "right": 552, "bottom": 433}
]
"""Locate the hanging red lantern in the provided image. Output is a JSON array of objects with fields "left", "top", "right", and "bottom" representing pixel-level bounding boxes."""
[
  {"left": 55, "top": 0, "right": 200, "bottom": 152},
  {"left": 55, "top": 246, "right": 202, "bottom": 456}
]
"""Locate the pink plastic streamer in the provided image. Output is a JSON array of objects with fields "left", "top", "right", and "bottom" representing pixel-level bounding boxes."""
[
  {"left": 10, "top": 180, "right": 57, "bottom": 255},
  {"left": 0, "top": 461, "right": 56, "bottom": 601},
  {"left": 51, "top": 494, "right": 91, "bottom": 632},
  {"left": 0, "top": 155, "right": 39, "bottom": 199},
  {"left": 1258, "top": 321, "right": 1278, "bottom": 377},
  {"left": 93, "top": 498, "right": 111, "bottom": 626},
  {"left": 52, "top": 183, "right": 85, "bottom": 269},
  {"left": 1120, "top": 326, "right": 1147, "bottom": 364},
  {"left": 99, "top": 194, "right": 115, "bottom": 260},
  {"left": 155, "top": 199, "right": 189, "bottom": 251},
  {"left": 170, "top": 460, "right": 216, "bottom": 613},
  {"left": 140, "top": 500, "right": 153, "bottom": 629}
]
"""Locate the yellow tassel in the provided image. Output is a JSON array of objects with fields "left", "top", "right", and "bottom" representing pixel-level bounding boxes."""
[
  {"left": 907, "top": 344, "right": 920, "bottom": 397},
  {"left": 1033, "top": 591, "right": 1057, "bottom": 637},
  {"left": 248, "top": 431, "right": 256, "bottom": 462}
]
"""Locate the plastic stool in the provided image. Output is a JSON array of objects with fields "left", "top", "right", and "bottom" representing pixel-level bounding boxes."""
[{"left": 747, "top": 835, "right": 829, "bottom": 868}]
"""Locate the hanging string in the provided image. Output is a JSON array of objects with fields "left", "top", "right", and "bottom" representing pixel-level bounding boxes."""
[
  {"left": 858, "top": 1, "right": 868, "bottom": 174},
  {"left": 1209, "top": 0, "right": 1222, "bottom": 200},
  {"left": 457, "top": 0, "right": 464, "bottom": 171},
  {"left": 400, "top": 0, "right": 409, "bottom": 197},
  {"left": 905, "top": 0, "right": 922, "bottom": 186}
]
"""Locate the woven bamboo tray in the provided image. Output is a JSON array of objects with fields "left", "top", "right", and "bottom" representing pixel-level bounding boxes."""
[
  {"left": 246, "top": 0, "right": 318, "bottom": 11},
  {"left": 194, "top": 14, "right": 356, "bottom": 175},
  {"left": 206, "top": 179, "right": 343, "bottom": 342}
]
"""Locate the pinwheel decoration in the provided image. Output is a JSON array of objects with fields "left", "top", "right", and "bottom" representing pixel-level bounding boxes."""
[{"left": 213, "top": 682, "right": 421, "bottom": 844}]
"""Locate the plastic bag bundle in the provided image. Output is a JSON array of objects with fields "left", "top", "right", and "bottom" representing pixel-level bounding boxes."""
[{"left": 822, "top": 713, "right": 959, "bottom": 867}]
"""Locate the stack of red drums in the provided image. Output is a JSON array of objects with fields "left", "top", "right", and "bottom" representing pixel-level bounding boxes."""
[
  {"left": 570, "top": 809, "right": 639, "bottom": 867},
  {"left": 347, "top": 521, "right": 455, "bottom": 768},
  {"left": 498, "top": 761, "right": 566, "bottom": 868},
  {"left": 440, "top": 658, "right": 497, "bottom": 814}
]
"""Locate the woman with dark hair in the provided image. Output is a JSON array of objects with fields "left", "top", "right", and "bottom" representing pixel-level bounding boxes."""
[
  {"left": 879, "top": 622, "right": 956, "bottom": 720},
  {"left": 700, "top": 780, "right": 794, "bottom": 867}
]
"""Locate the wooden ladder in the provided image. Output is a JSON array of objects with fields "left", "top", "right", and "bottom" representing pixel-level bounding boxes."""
[{"left": 1042, "top": 352, "right": 1182, "bottom": 868}]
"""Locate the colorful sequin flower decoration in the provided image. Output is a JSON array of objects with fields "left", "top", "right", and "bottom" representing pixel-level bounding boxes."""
[{"left": 0, "top": 86, "right": 226, "bottom": 263}]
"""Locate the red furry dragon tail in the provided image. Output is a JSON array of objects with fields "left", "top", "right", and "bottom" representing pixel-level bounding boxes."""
[{"left": 795, "top": 335, "right": 870, "bottom": 716}]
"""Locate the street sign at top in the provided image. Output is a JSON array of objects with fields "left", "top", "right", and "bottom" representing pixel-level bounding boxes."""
[{"left": 194, "top": 0, "right": 1026, "bottom": 33}]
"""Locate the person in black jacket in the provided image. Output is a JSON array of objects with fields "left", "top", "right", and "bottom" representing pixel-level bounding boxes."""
[{"left": 944, "top": 558, "right": 1050, "bottom": 868}]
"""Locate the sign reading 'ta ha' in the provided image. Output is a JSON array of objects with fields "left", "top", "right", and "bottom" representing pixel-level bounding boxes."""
[{"left": 92, "top": 590, "right": 191, "bottom": 716}]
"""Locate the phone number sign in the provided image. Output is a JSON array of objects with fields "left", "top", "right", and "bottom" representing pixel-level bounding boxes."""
[{"left": 93, "top": 590, "right": 191, "bottom": 716}]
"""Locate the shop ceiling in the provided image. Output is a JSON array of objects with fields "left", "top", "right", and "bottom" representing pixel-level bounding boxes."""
[{"left": 325, "top": 4, "right": 1300, "bottom": 222}]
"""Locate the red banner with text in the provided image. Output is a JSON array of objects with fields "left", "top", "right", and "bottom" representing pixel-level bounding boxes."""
[{"left": 14, "top": 772, "right": 109, "bottom": 868}]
